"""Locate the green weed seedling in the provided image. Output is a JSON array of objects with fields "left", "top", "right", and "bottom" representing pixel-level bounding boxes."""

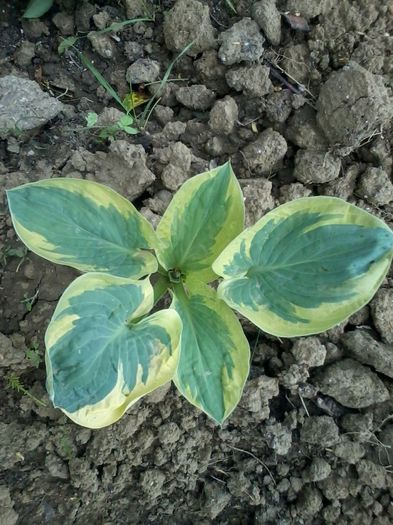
[
  {"left": 85, "top": 112, "right": 138, "bottom": 140},
  {"left": 6, "top": 163, "right": 393, "bottom": 428},
  {"left": 6, "top": 373, "right": 47, "bottom": 407}
]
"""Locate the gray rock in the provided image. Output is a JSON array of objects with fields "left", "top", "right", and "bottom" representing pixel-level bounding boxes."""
[
  {"left": 242, "top": 128, "right": 287, "bottom": 174},
  {"left": 209, "top": 96, "right": 238, "bottom": 134},
  {"left": 14, "top": 41, "right": 35, "bottom": 68},
  {"left": 296, "top": 486, "right": 323, "bottom": 518},
  {"left": 124, "top": 0, "right": 149, "bottom": 17},
  {"left": 126, "top": 58, "right": 161, "bottom": 84},
  {"left": 333, "top": 438, "right": 365, "bottom": 464},
  {"left": 252, "top": 0, "right": 281, "bottom": 45},
  {"left": 0, "top": 75, "right": 63, "bottom": 137},
  {"left": 300, "top": 416, "right": 340, "bottom": 447},
  {"left": 225, "top": 64, "right": 272, "bottom": 97},
  {"left": 286, "top": 0, "right": 327, "bottom": 18},
  {"left": 218, "top": 18, "right": 264, "bottom": 65},
  {"left": 341, "top": 329, "right": 393, "bottom": 378},
  {"left": 161, "top": 165, "right": 188, "bottom": 191},
  {"left": 266, "top": 422, "right": 292, "bottom": 455},
  {"left": 45, "top": 453, "right": 69, "bottom": 479},
  {"left": 0, "top": 486, "right": 18, "bottom": 525},
  {"left": 315, "top": 358, "right": 390, "bottom": 408},
  {"left": 92, "top": 10, "right": 110, "bottom": 30},
  {"left": 285, "top": 105, "right": 327, "bottom": 149},
  {"left": 156, "top": 141, "right": 193, "bottom": 171},
  {"left": 52, "top": 11, "right": 75, "bottom": 35},
  {"left": 371, "top": 288, "right": 393, "bottom": 343},
  {"left": 294, "top": 150, "right": 341, "bottom": 184},
  {"left": 279, "top": 363, "right": 309, "bottom": 389},
  {"left": 305, "top": 457, "right": 331, "bottom": 482},
  {"left": 356, "top": 460, "right": 386, "bottom": 489},
  {"left": 140, "top": 469, "right": 166, "bottom": 497},
  {"left": 357, "top": 167, "right": 393, "bottom": 206},
  {"left": 124, "top": 41, "right": 144, "bottom": 62},
  {"left": 240, "top": 178, "right": 274, "bottom": 227},
  {"left": 163, "top": 0, "right": 216, "bottom": 56},
  {"left": 87, "top": 32, "right": 115, "bottom": 59},
  {"left": 316, "top": 62, "right": 393, "bottom": 148},
  {"left": 239, "top": 375, "right": 279, "bottom": 416},
  {"left": 175, "top": 85, "right": 216, "bottom": 110},
  {"left": 63, "top": 141, "right": 155, "bottom": 201},
  {"left": 291, "top": 337, "right": 326, "bottom": 367},
  {"left": 153, "top": 105, "right": 174, "bottom": 126},
  {"left": 281, "top": 44, "right": 310, "bottom": 84},
  {"left": 279, "top": 182, "right": 312, "bottom": 203},
  {"left": 204, "top": 482, "right": 231, "bottom": 520}
]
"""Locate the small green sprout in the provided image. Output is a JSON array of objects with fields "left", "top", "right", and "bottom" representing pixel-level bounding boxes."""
[
  {"left": 23, "top": 0, "right": 54, "bottom": 18},
  {"left": 6, "top": 163, "right": 393, "bottom": 428},
  {"left": 6, "top": 373, "right": 47, "bottom": 407},
  {"left": 25, "top": 342, "right": 42, "bottom": 368},
  {"left": 85, "top": 112, "right": 138, "bottom": 139}
]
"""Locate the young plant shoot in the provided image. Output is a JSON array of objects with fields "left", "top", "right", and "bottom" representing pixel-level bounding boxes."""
[{"left": 6, "top": 163, "right": 393, "bottom": 428}]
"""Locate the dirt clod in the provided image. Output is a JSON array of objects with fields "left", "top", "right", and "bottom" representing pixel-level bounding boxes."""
[
  {"left": 225, "top": 64, "right": 272, "bottom": 97},
  {"left": 294, "top": 150, "right": 341, "bottom": 184},
  {"left": 218, "top": 18, "right": 265, "bottom": 65},
  {"left": 252, "top": 0, "right": 281, "bottom": 46},
  {"left": 126, "top": 58, "right": 161, "bottom": 84},
  {"left": 315, "top": 358, "right": 390, "bottom": 408},
  {"left": 357, "top": 167, "right": 393, "bottom": 206}
]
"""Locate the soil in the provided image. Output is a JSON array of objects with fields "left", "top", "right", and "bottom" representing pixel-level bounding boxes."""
[{"left": 1, "top": 1, "right": 393, "bottom": 524}]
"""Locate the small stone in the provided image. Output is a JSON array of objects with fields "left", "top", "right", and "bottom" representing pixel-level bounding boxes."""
[
  {"left": 158, "top": 422, "right": 182, "bottom": 444},
  {"left": 300, "top": 416, "right": 340, "bottom": 447},
  {"left": 45, "top": 453, "right": 69, "bottom": 479},
  {"left": 357, "top": 167, "right": 393, "bottom": 206},
  {"left": 281, "top": 44, "right": 310, "bottom": 84},
  {"left": 163, "top": 0, "right": 216, "bottom": 56},
  {"left": 153, "top": 105, "right": 174, "bottom": 126},
  {"left": 286, "top": 0, "right": 326, "bottom": 18},
  {"left": 209, "top": 96, "right": 238, "bottom": 134},
  {"left": 241, "top": 178, "right": 274, "bottom": 227},
  {"left": 279, "top": 182, "right": 312, "bottom": 203},
  {"left": 333, "top": 438, "right": 365, "bottom": 464},
  {"left": 124, "top": 41, "right": 144, "bottom": 62},
  {"left": 291, "top": 337, "right": 326, "bottom": 367},
  {"left": 218, "top": 18, "right": 264, "bottom": 65},
  {"left": 294, "top": 150, "right": 341, "bottom": 184},
  {"left": 296, "top": 486, "right": 323, "bottom": 518},
  {"left": 126, "top": 58, "right": 161, "bottom": 84},
  {"left": 266, "top": 422, "right": 292, "bottom": 455},
  {"left": 252, "top": 0, "right": 281, "bottom": 46},
  {"left": 306, "top": 457, "right": 331, "bottom": 482},
  {"left": 225, "top": 64, "right": 272, "bottom": 97},
  {"left": 315, "top": 358, "right": 390, "bottom": 408},
  {"left": 341, "top": 329, "right": 393, "bottom": 379},
  {"left": 140, "top": 469, "right": 166, "bottom": 497},
  {"left": 316, "top": 62, "right": 393, "bottom": 148},
  {"left": 357, "top": 460, "right": 386, "bottom": 489},
  {"left": 279, "top": 364, "right": 309, "bottom": 389},
  {"left": 240, "top": 375, "right": 279, "bottom": 415},
  {"left": 371, "top": 289, "right": 393, "bottom": 343},
  {"left": 93, "top": 11, "right": 110, "bottom": 30},
  {"left": 242, "top": 128, "right": 287, "bottom": 174},
  {"left": 203, "top": 482, "right": 231, "bottom": 520},
  {"left": 14, "top": 41, "right": 35, "bottom": 67},
  {"left": 52, "top": 12, "right": 75, "bottom": 35},
  {"left": 175, "top": 85, "right": 216, "bottom": 110},
  {"left": 0, "top": 485, "right": 18, "bottom": 525},
  {"left": 285, "top": 105, "right": 327, "bottom": 149},
  {"left": 87, "top": 32, "right": 115, "bottom": 59},
  {"left": 124, "top": 0, "right": 148, "bottom": 18},
  {"left": 0, "top": 75, "right": 63, "bottom": 137},
  {"left": 161, "top": 165, "right": 188, "bottom": 191},
  {"left": 264, "top": 91, "right": 292, "bottom": 123},
  {"left": 318, "top": 475, "right": 350, "bottom": 500}
]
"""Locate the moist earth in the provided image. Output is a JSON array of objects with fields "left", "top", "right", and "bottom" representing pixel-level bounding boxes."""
[{"left": 1, "top": 0, "right": 393, "bottom": 524}]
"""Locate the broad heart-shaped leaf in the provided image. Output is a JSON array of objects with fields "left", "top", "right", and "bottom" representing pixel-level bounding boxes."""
[
  {"left": 156, "top": 162, "right": 244, "bottom": 283},
  {"left": 45, "top": 273, "right": 182, "bottom": 428},
  {"left": 7, "top": 179, "right": 158, "bottom": 278},
  {"left": 213, "top": 197, "right": 393, "bottom": 337},
  {"left": 171, "top": 279, "right": 250, "bottom": 423}
]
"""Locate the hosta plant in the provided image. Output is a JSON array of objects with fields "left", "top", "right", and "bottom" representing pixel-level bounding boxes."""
[{"left": 7, "top": 163, "right": 393, "bottom": 428}]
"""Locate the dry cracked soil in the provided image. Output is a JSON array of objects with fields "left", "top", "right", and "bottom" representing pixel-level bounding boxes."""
[{"left": 1, "top": 0, "right": 393, "bottom": 524}]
